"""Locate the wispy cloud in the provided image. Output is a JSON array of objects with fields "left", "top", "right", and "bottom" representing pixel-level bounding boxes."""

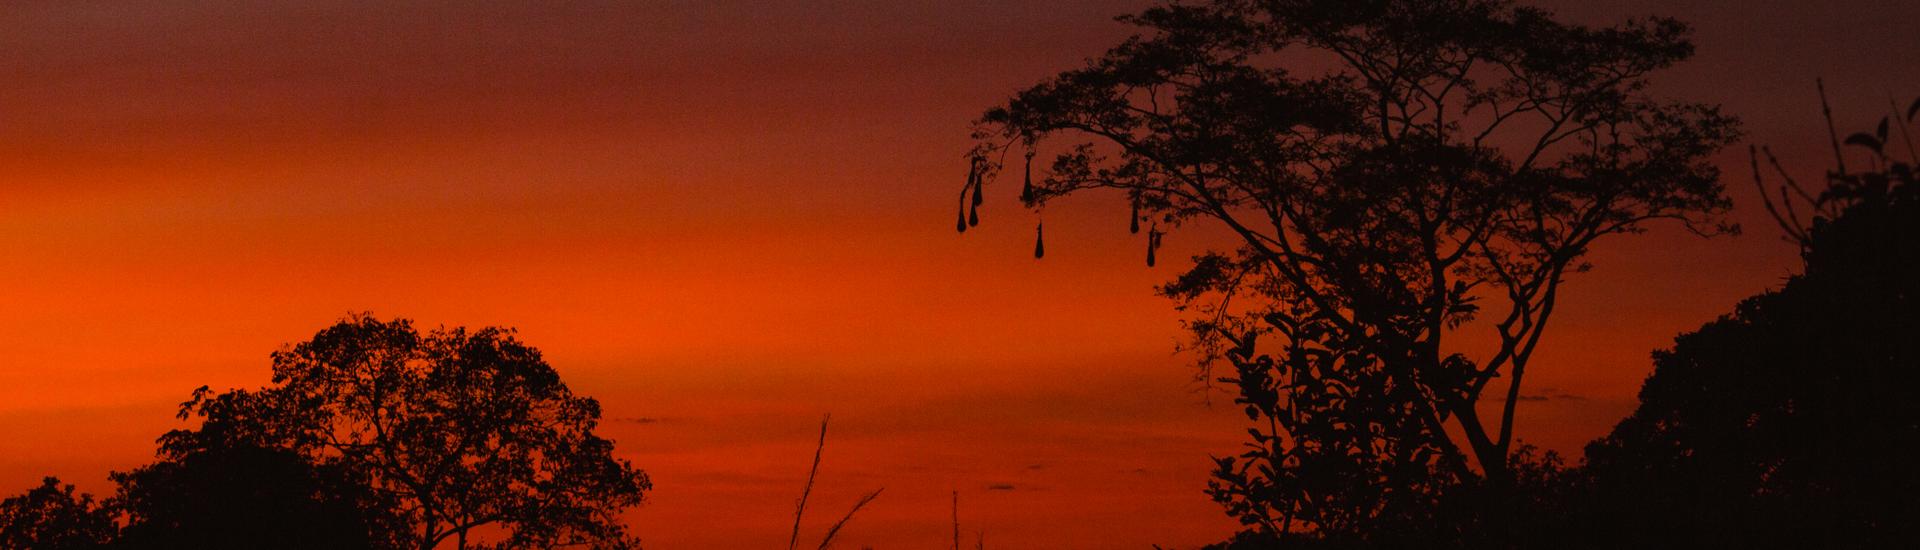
[{"left": 1505, "top": 387, "right": 1587, "bottom": 402}]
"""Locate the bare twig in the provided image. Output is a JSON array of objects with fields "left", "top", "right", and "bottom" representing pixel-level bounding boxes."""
[
  {"left": 815, "top": 488, "right": 884, "bottom": 550},
  {"left": 1820, "top": 78, "right": 1849, "bottom": 176},
  {"left": 1764, "top": 146, "right": 1819, "bottom": 207},
  {"left": 788, "top": 414, "right": 831, "bottom": 550},
  {"left": 1890, "top": 93, "right": 1919, "bottom": 164},
  {"left": 1750, "top": 145, "right": 1808, "bottom": 246}
]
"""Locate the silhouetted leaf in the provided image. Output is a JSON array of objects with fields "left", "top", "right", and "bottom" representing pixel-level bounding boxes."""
[
  {"left": 1845, "top": 132, "right": 1884, "bottom": 154},
  {"left": 1908, "top": 96, "right": 1920, "bottom": 123}
]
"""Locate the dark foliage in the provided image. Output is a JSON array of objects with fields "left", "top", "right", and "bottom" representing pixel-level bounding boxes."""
[
  {"left": 0, "top": 478, "right": 114, "bottom": 550},
  {"left": 1581, "top": 136, "right": 1920, "bottom": 548},
  {"left": 110, "top": 443, "right": 398, "bottom": 549}
]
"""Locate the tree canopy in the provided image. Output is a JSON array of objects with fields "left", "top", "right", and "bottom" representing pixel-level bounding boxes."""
[
  {"left": 164, "top": 315, "right": 651, "bottom": 550},
  {"left": 961, "top": 0, "right": 1737, "bottom": 539},
  {"left": 0, "top": 316, "right": 651, "bottom": 550}
]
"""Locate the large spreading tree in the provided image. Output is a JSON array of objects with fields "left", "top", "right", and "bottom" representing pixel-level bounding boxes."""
[{"left": 959, "top": 0, "right": 1737, "bottom": 540}]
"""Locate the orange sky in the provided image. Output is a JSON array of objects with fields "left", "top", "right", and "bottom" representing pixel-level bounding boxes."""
[{"left": 3, "top": 1, "right": 1919, "bottom": 547}]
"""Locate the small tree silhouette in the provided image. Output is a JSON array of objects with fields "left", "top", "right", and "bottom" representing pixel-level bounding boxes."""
[
  {"left": 958, "top": 0, "right": 1737, "bottom": 541},
  {"left": 165, "top": 314, "right": 651, "bottom": 550},
  {"left": 0, "top": 316, "right": 649, "bottom": 549}
]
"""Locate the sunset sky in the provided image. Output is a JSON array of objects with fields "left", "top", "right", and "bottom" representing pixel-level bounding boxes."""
[{"left": 4, "top": 1, "right": 1920, "bottom": 547}]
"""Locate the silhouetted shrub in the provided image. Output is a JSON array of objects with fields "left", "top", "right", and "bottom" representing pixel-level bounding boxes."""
[{"left": 1581, "top": 145, "right": 1920, "bottom": 548}]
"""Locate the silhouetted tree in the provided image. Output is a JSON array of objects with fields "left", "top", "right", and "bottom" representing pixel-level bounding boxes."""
[
  {"left": 110, "top": 442, "right": 402, "bottom": 549},
  {"left": 960, "top": 0, "right": 1736, "bottom": 541},
  {"left": 166, "top": 315, "right": 651, "bottom": 550},
  {"left": 1582, "top": 108, "right": 1920, "bottom": 549},
  {"left": 0, "top": 478, "right": 114, "bottom": 550}
]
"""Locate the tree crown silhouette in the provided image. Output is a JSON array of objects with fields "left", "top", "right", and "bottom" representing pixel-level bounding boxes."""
[
  {"left": 960, "top": 0, "right": 1737, "bottom": 539},
  {"left": 165, "top": 315, "right": 650, "bottom": 550}
]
